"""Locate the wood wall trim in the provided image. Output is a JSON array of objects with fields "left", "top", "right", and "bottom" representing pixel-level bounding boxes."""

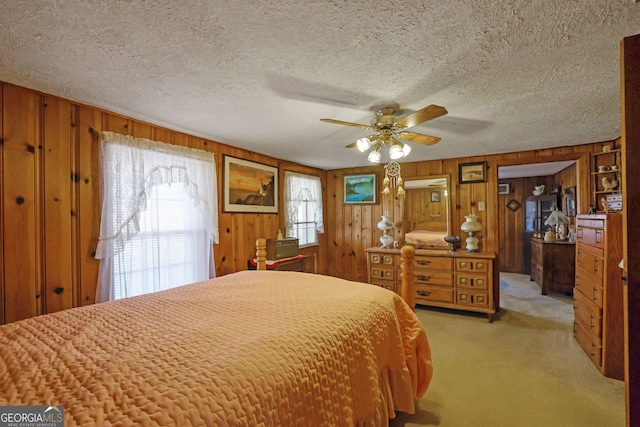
[
  {"left": 621, "top": 33, "right": 640, "bottom": 427},
  {"left": 0, "top": 83, "right": 4, "bottom": 324}
]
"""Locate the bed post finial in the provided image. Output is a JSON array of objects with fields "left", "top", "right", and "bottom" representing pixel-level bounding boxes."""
[
  {"left": 400, "top": 245, "right": 416, "bottom": 310},
  {"left": 256, "top": 238, "right": 267, "bottom": 270}
]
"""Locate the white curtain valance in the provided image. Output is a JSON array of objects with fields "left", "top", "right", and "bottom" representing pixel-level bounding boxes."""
[{"left": 95, "top": 131, "right": 219, "bottom": 259}]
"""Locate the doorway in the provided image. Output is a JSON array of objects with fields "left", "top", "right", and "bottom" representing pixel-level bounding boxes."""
[{"left": 497, "top": 160, "right": 577, "bottom": 275}]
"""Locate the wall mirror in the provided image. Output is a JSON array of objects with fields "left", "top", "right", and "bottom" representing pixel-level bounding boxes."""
[{"left": 403, "top": 174, "right": 451, "bottom": 249}]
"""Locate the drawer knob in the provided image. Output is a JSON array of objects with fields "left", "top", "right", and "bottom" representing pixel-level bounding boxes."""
[
  {"left": 416, "top": 260, "right": 431, "bottom": 266},
  {"left": 417, "top": 290, "right": 431, "bottom": 297},
  {"left": 595, "top": 230, "right": 602, "bottom": 244},
  {"left": 416, "top": 275, "right": 432, "bottom": 282}
]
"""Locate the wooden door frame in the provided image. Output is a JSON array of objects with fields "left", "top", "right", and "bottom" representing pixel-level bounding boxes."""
[
  {"left": 621, "top": 33, "right": 640, "bottom": 427},
  {"left": 495, "top": 153, "right": 588, "bottom": 213},
  {"left": 495, "top": 154, "right": 586, "bottom": 275}
]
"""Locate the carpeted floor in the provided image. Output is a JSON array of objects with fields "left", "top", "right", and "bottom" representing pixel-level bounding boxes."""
[{"left": 391, "top": 272, "right": 625, "bottom": 427}]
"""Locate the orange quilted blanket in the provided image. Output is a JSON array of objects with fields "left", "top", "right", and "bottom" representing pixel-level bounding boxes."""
[{"left": 0, "top": 271, "right": 432, "bottom": 426}]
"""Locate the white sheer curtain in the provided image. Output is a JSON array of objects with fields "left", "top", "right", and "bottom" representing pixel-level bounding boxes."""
[
  {"left": 95, "top": 132, "right": 219, "bottom": 302},
  {"left": 283, "top": 172, "right": 324, "bottom": 245}
]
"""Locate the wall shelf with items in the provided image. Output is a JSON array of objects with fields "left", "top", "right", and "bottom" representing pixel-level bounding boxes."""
[{"left": 591, "top": 144, "right": 622, "bottom": 213}]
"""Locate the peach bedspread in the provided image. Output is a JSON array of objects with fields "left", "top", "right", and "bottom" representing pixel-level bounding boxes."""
[{"left": 0, "top": 271, "right": 432, "bottom": 426}]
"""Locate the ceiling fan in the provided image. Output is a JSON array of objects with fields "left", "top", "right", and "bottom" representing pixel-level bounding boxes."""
[{"left": 320, "top": 104, "right": 448, "bottom": 163}]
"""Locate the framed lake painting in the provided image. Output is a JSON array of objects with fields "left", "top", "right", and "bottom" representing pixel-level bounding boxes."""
[
  {"left": 344, "top": 173, "right": 377, "bottom": 204},
  {"left": 223, "top": 155, "right": 278, "bottom": 213}
]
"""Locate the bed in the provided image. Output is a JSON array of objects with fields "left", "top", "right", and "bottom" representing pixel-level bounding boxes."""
[
  {"left": 404, "top": 221, "right": 449, "bottom": 249},
  {"left": 0, "top": 240, "right": 431, "bottom": 426}
]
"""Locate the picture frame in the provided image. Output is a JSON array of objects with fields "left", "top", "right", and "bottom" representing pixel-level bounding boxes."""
[
  {"left": 430, "top": 191, "right": 441, "bottom": 202},
  {"left": 459, "top": 161, "right": 487, "bottom": 184},
  {"left": 344, "top": 173, "right": 377, "bottom": 204},
  {"left": 223, "top": 155, "right": 278, "bottom": 213},
  {"left": 507, "top": 199, "right": 521, "bottom": 212},
  {"left": 498, "top": 183, "right": 510, "bottom": 195}
]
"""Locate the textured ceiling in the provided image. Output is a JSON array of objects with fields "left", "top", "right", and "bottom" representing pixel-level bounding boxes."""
[{"left": 1, "top": 1, "right": 639, "bottom": 170}]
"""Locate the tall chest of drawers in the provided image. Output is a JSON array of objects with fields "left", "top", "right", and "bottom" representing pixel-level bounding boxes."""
[
  {"left": 366, "top": 248, "right": 498, "bottom": 322},
  {"left": 574, "top": 214, "right": 624, "bottom": 379}
]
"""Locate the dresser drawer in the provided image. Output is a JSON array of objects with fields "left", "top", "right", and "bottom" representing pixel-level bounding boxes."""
[
  {"left": 575, "top": 268, "right": 604, "bottom": 308},
  {"left": 456, "top": 290, "right": 490, "bottom": 307},
  {"left": 576, "top": 246, "right": 604, "bottom": 279},
  {"left": 371, "top": 280, "right": 395, "bottom": 293},
  {"left": 455, "top": 258, "right": 490, "bottom": 273},
  {"left": 577, "top": 218, "right": 604, "bottom": 230},
  {"left": 576, "top": 226, "right": 604, "bottom": 249},
  {"left": 414, "top": 271, "right": 453, "bottom": 287},
  {"left": 370, "top": 266, "right": 394, "bottom": 281},
  {"left": 531, "top": 242, "right": 542, "bottom": 265},
  {"left": 370, "top": 253, "right": 396, "bottom": 265},
  {"left": 415, "top": 285, "right": 454, "bottom": 304},
  {"left": 574, "top": 321, "right": 603, "bottom": 368},
  {"left": 414, "top": 256, "right": 452, "bottom": 271},
  {"left": 455, "top": 273, "right": 489, "bottom": 290},
  {"left": 574, "top": 289, "right": 602, "bottom": 337}
]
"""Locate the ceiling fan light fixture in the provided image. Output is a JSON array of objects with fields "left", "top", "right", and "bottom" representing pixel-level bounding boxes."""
[
  {"left": 388, "top": 141, "right": 405, "bottom": 160},
  {"left": 368, "top": 144, "right": 382, "bottom": 163},
  {"left": 356, "top": 137, "right": 371, "bottom": 152},
  {"left": 321, "top": 103, "right": 446, "bottom": 161}
]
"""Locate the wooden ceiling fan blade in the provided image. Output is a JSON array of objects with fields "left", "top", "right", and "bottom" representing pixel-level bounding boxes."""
[
  {"left": 396, "top": 131, "right": 441, "bottom": 145},
  {"left": 395, "top": 105, "right": 448, "bottom": 128},
  {"left": 320, "top": 118, "right": 371, "bottom": 129}
]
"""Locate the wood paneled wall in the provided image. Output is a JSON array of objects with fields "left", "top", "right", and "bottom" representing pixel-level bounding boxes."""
[
  {"left": 0, "top": 80, "right": 616, "bottom": 324},
  {"left": 326, "top": 143, "right": 613, "bottom": 282},
  {"left": 0, "top": 82, "right": 326, "bottom": 324}
]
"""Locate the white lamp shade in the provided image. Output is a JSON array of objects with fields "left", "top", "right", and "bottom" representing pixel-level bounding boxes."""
[
  {"left": 356, "top": 137, "right": 371, "bottom": 152},
  {"left": 389, "top": 143, "right": 404, "bottom": 159},
  {"left": 368, "top": 149, "right": 381, "bottom": 163},
  {"left": 544, "top": 208, "right": 570, "bottom": 226}
]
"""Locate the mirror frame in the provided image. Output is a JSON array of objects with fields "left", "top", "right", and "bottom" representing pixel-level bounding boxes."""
[{"left": 402, "top": 174, "right": 452, "bottom": 248}]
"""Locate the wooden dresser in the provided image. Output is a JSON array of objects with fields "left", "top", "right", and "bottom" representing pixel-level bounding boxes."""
[
  {"left": 366, "top": 248, "right": 498, "bottom": 322},
  {"left": 530, "top": 239, "right": 575, "bottom": 295},
  {"left": 574, "top": 214, "right": 624, "bottom": 379}
]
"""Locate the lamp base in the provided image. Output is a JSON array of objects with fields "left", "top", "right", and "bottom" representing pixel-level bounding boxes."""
[
  {"left": 465, "top": 235, "right": 480, "bottom": 252},
  {"left": 380, "top": 233, "right": 394, "bottom": 249}
]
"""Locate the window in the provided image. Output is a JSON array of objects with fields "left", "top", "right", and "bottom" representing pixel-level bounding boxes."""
[
  {"left": 111, "top": 183, "right": 209, "bottom": 300},
  {"left": 283, "top": 172, "right": 324, "bottom": 246},
  {"left": 95, "top": 132, "right": 218, "bottom": 302}
]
